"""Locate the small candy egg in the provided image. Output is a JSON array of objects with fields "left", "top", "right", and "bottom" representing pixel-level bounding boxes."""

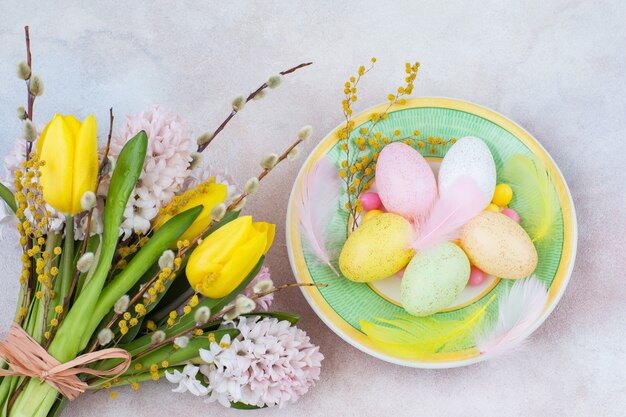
[
  {"left": 486, "top": 203, "right": 500, "bottom": 213},
  {"left": 362, "top": 209, "right": 383, "bottom": 223},
  {"left": 360, "top": 192, "right": 382, "bottom": 211},
  {"left": 492, "top": 184, "right": 513, "bottom": 206},
  {"left": 468, "top": 266, "right": 486, "bottom": 286},
  {"left": 501, "top": 208, "right": 520, "bottom": 223}
]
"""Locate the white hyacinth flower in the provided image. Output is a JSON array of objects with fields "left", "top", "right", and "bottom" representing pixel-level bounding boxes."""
[{"left": 165, "top": 364, "right": 209, "bottom": 396}]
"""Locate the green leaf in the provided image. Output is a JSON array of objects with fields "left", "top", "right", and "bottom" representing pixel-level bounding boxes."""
[
  {"left": 241, "top": 311, "right": 300, "bottom": 325},
  {"left": 230, "top": 401, "right": 267, "bottom": 410},
  {"left": 48, "top": 398, "right": 68, "bottom": 417},
  {"left": 0, "top": 181, "right": 16, "bottom": 213},
  {"left": 48, "top": 131, "right": 147, "bottom": 362},
  {"left": 80, "top": 205, "right": 203, "bottom": 350}
]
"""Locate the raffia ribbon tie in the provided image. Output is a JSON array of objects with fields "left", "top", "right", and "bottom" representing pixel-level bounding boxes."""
[{"left": 0, "top": 323, "right": 131, "bottom": 400}]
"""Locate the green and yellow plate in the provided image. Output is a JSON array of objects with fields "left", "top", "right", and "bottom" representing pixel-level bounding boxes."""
[{"left": 286, "top": 98, "right": 577, "bottom": 368}]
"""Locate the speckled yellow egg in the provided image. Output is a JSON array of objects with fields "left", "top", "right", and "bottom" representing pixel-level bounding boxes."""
[
  {"left": 362, "top": 209, "right": 384, "bottom": 223},
  {"left": 401, "top": 242, "right": 470, "bottom": 316},
  {"left": 460, "top": 211, "right": 537, "bottom": 279},
  {"left": 339, "top": 213, "right": 414, "bottom": 283}
]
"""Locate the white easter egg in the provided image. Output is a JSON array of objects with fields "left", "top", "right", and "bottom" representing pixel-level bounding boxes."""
[{"left": 438, "top": 136, "right": 496, "bottom": 205}]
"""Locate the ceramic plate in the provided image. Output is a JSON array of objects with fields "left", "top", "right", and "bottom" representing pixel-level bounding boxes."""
[{"left": 286, "top": 98, "right": 577, "bottom": 368}]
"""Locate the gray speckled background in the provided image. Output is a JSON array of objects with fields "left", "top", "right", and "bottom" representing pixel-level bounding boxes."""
[{"left": 0, "top": 1, "right": 624, "bottom": 416}]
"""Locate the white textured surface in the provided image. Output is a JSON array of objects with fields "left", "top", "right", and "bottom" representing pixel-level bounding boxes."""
[{"left": 0, "top": 1, "right": 625, "bottom": 416}]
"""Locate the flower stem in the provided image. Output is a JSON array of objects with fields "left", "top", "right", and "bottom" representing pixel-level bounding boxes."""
[{"left": 59, "top": 216, "right": 75, "bottom": 302}]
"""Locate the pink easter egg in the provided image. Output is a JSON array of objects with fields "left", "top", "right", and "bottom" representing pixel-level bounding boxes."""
[
  {"left": 468, "top": 266, "right": 486, "bottom": 286},
  {"left": 501, "top": 208, "right": 520, "bottom": 223},
  {"left": 360, "top": 192, "right": 382, "bottom": 211},
  {"left": 375, "top": 142, "right": 437, "bottom": 221}
]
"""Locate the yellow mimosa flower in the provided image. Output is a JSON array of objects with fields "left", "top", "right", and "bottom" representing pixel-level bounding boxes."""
[
  {"left": 153, "top": 180, "right": 227, "bottom": 244},
  {"left": 186, "top": 216, "right": 275, "bottom": 298},
  {"left": 37, "top": 114, "right": 98, "bottom": 215}
]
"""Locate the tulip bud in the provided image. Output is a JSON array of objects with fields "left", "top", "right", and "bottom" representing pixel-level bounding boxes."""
[
  {"left": 151, "top": 330, "right": 166, "bottom": 344},
  {"left": 260, "top": 153, "right": 278, "bottom": 170},
  {"left": 17, "top": 106, "right": 28, "bottom": 120},
  {"left": 29, "top": 75, "right": 44, "bottom": 96},
  {"left": 297, "top": 125, "right": 313, "bottom": 141},
  {"left": 174, "top": 335, "right": 190, "bottom": 348},
  {"left": 194, "top": 306, "right": 211, "bottom": 325},
  {"left": 235, "top": 296, "right": 256, "bottom": 314},
  {"left": 253, "top": 279, "right": 274, "bottom": 294},
  {"left": 17, "top": 61, "right": 31, "bottom": 80},
  {"left": 80, "top": 191, "right": 97, "bottom": 211},
  {"left": 267, "top": 75, "right": 283, "bottom": 89},
  {"left": 22, "top": 120, "right": 37, "bottom": 142},
  {"left": 196, "top": 131, "right": 214, "bottom": 146},
  {"left": 287, "top": 147, "right": 300, "bottom": 161},
  {"left": 77, "top": 252, "right": 95, "bottom": 273},
  {"left": 210, "top": 203, "right": 227, "bottom": 221},
  {"left": 231, "top": 95, "right": 246, "bottom": 112},
  {"left": 114, "top": 295, "right": 130, "bottom": 314},
  {"left": 244, "top": 177, "right": 260, "bottom": 195},
  {"left": 158, "top": 250, "right": 175, "bottom": 270},
  {"left": 97, "top": 328, "right": 113, "bottom": 346},
  {"left": 189, "top": 152, "right": 202, "bottom": 170},
  {"left": 252, "top": 90, "right": 266, "bottom": 101}
]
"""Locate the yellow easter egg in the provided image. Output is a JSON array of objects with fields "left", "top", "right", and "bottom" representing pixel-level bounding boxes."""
[
  {"left": 492, "top": 183, "right": 513, "bottom": 206},
  {"left": 362, "top": 209, "right": 384, "bottom": 223},
  {"left": 460, "top": 211, "right": 537, "bottom": 279},
  {"left": 339, "top": 213, "right": 414, "bottom": 283}
]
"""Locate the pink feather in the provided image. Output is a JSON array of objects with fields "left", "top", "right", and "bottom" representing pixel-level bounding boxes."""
[
  {"left": 475, "top": 276, "right": 548, "bottom": 358},
  {"left": 298, "top": 157, "right": 341, "bottom": 275},
  {"left": 410, "top": 177, "right": 487, "bottom": 251}
]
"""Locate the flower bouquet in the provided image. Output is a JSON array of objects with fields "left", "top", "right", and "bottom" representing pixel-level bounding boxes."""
[{"left": 0, "top": 27, "right": 323, "bottom": 416}]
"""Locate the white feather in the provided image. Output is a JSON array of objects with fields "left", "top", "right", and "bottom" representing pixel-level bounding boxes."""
[
  {"left": 298, "top": 157, "right": 341, "bottom": 275},
  {"left": 475, "top": 276, "right": 548, "bottom": 358}
]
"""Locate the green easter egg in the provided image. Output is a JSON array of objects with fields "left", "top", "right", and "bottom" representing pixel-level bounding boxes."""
[{"left": 400, "top": 242, "right": 470, "bottom": 316}]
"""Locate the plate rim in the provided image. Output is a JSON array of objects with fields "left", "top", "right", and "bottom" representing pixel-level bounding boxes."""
[{"left": 285, "top": 97, "right": 578, "bottom": 368}]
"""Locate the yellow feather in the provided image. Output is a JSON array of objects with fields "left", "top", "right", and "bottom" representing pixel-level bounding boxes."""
[
  {"left": 500, "top": 154, "right": 563, "bottom": 246},
  {"left": 360, "top": 294, "right": 496, "bottom": 358}
]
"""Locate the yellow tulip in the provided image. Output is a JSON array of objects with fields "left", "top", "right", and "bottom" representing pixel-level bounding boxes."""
[
  {"left": 152, "top": 180, "right": 227, "bottom": 244},
  {"left": 37, "top": 114, "right": 98, "bottom": 215},
  {"left": 186, "top": 215, "right": 275, "bottom": 298}
]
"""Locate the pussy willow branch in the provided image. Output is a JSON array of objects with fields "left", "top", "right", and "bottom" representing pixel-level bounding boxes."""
[
  {"left": 131, "top": 282, "right": 327, "bottom": 361},
  {"left": 88, "top": 131, "right": 308, "bottom": 353},
  {"left": 20, "top": 25, "right": 36, "bottom": 323},
  {"left": 46, "top": 109, "right": 115, "bottom": 350},
  {"left": 196, "top": 61, "right": 312, "bottom": 152}
]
